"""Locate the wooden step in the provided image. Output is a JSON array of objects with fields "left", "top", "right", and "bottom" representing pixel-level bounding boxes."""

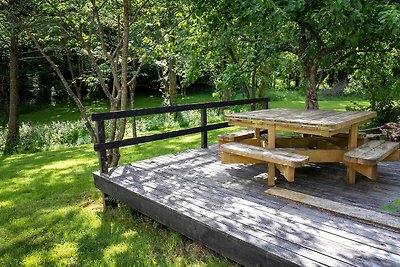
[
  {"left": 220, "top": 142, "right": 309, "bottom": 168},
  {"left": 344, "top": 140, "right": 400, "bottom": 166}
]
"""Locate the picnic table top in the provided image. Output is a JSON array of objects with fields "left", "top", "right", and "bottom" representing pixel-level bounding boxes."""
[{"left": 225, "top": 108, "right": 376, "bottom": 133}]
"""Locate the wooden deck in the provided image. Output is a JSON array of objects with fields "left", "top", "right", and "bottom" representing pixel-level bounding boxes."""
[{"left": 93, "top": 145, "right": 400, "bottom": 267}]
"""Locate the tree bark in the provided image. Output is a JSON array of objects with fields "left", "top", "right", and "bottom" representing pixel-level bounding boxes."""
[
  {"left": 251, "top": 67, "right": 256, "bottom": 110},
  {"left": 111, "top": 0, "right": 130, "bottom": 167},
  {"left": 6, "top": 32, "right": 19, "bottom": 144},
  {"left": 130, "top": 56, "right": 139, "bottom": 138},
  {"left": 304, "top": 64, "right": 319, "bottom": 110},
  {"left": 227, "top": 47, "right": 250, "bottom": 99},
  {"left": 168, "top": 54, "right": 177, "bottom": 106}
]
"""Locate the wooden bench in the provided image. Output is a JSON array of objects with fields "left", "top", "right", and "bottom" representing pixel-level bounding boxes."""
[
  {"left": 218, "top": 129, "right": 268, "bottom": 147},
  {"left": 344, "top": 140, "right": 399, "bottom": 165},
  {"left": 220, "top": 142, "right": 309, "bottom": 185},
  {"left": 218, "top": 130, "right": 255, "bottom": 143},
  {"left": 343, "top": 140, "right": 399, "bottom": 180}
]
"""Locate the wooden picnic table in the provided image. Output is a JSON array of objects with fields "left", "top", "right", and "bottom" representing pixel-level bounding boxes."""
[{"left": 221, "top": 108, "right": 396, "bottom": 186}]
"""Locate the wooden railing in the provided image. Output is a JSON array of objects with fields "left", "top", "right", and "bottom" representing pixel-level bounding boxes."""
[{"left": 92, "top": 97, "right": 269, "bottom": 172}]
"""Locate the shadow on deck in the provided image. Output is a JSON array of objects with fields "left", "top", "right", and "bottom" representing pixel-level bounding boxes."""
[{"left": 93, "top": 145, "right": 400, "bottom": 267}]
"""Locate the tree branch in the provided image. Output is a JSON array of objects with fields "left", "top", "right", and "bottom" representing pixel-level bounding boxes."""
[
  {"left": 23, "top": 28, "right": 97, "bottom": 142},
  {"left": 296, "top": 18, "right": 325, "bottom": 48},
  {"left": 127, "top": 8, "right": 194, "bottom": 86}
]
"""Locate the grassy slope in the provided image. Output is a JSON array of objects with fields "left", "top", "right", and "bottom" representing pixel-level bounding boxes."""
[{"left": 0, "top": 91, "right": 369, "bottom": 266}]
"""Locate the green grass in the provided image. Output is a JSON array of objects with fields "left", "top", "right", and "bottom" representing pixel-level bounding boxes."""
[
  {"left": 8, "top": 90, "right": 219, "bottom": 125},
  {"left": 2, "top": 89, "right": 367, "bottom": 125},
  {"left": 0, "top": 131, "right": 238, "bottom": 266},
  {"left": 269, "top": 99, "right": 369, "bottom": 110}
]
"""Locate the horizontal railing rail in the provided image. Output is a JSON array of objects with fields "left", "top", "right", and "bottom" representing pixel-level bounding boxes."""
[
  {"left": 91, "top": 98, "right": 269, "bottom": 121},
  {"left": 92, "top": 97, "right": 269, "bottom": 172}
]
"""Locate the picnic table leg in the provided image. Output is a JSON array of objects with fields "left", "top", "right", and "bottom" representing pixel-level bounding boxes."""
[
  {"left": 255, "top": 128, "right": 261, "bottom": 139},
  {"left": 267, "top": 125, "right": 276, "bottom": 186},
  {"left": 347, "top": 124, "right": 358, "bottom": 184}
]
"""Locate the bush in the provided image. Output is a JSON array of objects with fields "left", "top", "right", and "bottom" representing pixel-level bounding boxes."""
[
  {"left": 0, "top": 120, "right": 91, "bottom": 154},
  {"left": 346, "top": 52, "right": 400, "bottom": 127}
]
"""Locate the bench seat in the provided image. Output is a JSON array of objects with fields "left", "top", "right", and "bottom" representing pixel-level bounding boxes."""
[
  {"left": 221, "top": 142, "right": 308, "bottom": 168},
  {"left": 344, "top": 140, "right": 399, "bottom": 166},
  {"left": 218, "top": 130, "right": 255, "bottom": 143},
  {"left": 220, "top": 142, "right": 309, "bottom": 167},
  {"left": 220, "top": 142, "right": 309, "bottom": 185}
]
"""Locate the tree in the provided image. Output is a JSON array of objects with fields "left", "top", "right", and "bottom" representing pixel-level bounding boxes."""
[
  {"left": 14, "top": 0, "right": 190, "bottom": 165},
  {"left": 277, "top": 0, "right": 400, "bottom": 109},
  {"left": 190, "top": 0, "right": 278, "bottom": 102},
  {"left": 0, "top": 0, "right": 23, "bottom": 154},
  {"left": 348, "top": 50, "right": 400, "bottom": 125}
]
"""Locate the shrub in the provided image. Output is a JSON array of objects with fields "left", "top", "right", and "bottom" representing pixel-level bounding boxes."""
[
  {"left": 0, "top": 120, "right": 91, "bottom": 154},
  {"left": 346, "top": 52, "right": 400, "bottom": 127}
]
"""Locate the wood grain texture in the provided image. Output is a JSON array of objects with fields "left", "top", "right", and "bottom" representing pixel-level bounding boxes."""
[
  {"left": 266, "top": 187, "right": 400, "bottom": 230},
  {"left": 217, "top": 129, "right": 255, "bottom": 142},
  {"left": 225, "top": 108, "right": 376, "bottom": 137},
  {"left": 344, "top": 140, "right": 400, "bottom": 165},
  {"left": 93, "top": 145, "right": 400, "bottom": 267},
  {"left": 220, "top": 142, "right": 309, "bottom": 167}
]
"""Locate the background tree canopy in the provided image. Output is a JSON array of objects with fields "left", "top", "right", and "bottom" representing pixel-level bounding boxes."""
[{"left": 0, "top": 0, "right": 399, "bottom": 156}]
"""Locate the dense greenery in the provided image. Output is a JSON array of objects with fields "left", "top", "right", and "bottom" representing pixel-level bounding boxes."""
[
  {"left": 1, "top": 1, "right": 399, "bottom": 157},
  {"left": 0, "top": 90, "right": 369, "bottom": 154}
]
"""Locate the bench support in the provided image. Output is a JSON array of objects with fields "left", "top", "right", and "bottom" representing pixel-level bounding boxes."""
[
  {"left": 353, "top": 163, "right": 378, "bottom": 180},
  {"left": 267, "top": 126, "right": 276, "bottom": 186},
  {"left": 347, "top": 124, "right": 359, "bottom": 184},
  {"left": 275, "top": 164, "right": 295, "bottom": 182}
]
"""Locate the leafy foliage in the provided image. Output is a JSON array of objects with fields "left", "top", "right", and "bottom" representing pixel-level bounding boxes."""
[
  {"left": 381, "top": 198, "right": 400, "bottom": 214},
  {"left": 347, "top": 51, "right": 400, "bottom": 126},
  {"left": 0, "top": 120, "right": 91, "bottom": 154}
]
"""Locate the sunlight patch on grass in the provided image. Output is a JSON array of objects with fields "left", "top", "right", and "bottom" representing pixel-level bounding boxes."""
[
  {"left": 21, "top": 251, "right": 44, "bottom": 267},
  {"left": 50, "top": 242, "right": 78, "bottom": 266},
  {"left": 103, "top": 242, "right": 129, "bottom": 261},
  {"left": 0, "top": 199, "right": 13, "bottom": 208}
]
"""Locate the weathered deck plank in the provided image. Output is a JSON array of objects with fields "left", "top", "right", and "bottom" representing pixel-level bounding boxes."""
[{"left": 93, "top": 145, "right": 400, "bottom": 267}]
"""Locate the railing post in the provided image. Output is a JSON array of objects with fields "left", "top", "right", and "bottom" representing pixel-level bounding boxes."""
[
  {"left": 95, "top": 120, "right": 107, "bottom": 173},
  {"left": 201, "top": 108, "right": 207, "bottom": 148},
  {"left": 95, "top": 120, "right": 117, "bottom": 208}
]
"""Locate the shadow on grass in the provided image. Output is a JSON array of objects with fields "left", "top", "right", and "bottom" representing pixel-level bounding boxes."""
[{"left": 0, "top": 131, "right": 233, "bottom": 266}]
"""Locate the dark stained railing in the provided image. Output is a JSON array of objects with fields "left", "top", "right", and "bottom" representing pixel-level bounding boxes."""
[{"left": 92, "top": 97, "right": 269, "bottom": 172}]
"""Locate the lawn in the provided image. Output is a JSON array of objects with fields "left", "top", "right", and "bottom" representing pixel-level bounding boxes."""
[
  {"left": 0, "top": 91, "right": 370, "bottom": 266},
  {"left": 3, "top": 89, "right": 368, "bottom": 124},
  {"left": 0, "top": 131, "right": 236, "bottom": 266}
]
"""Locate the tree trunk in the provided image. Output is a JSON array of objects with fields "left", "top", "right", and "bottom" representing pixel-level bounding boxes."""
[
  {"left": 111, "top": 0, "right": 130, "bottom": 167},
  {"left": 294, "top": 71, "right": 300, "bottom": 91},
  {"left": 168, "top": 55, "right": 177, "bottom": 106},
  {"left": 304, "top": 64, "right": 319, "bottom": 110},
  {"left": 251, "top": 67, "right": 256, "bottom": 110},
  {"left": 130, "top": 57, "right": 139, "bottom": 138},
  {"left": 258, "top": 63, "right": 270, "bottom": 98},
  {"left": 6, "top": 32, "right": 19, "bottom": 149},
  {"left": 227, "top": 47, "right": 250, "bottom": 99}
]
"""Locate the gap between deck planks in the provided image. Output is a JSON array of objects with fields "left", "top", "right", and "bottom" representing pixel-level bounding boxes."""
[
  {"left": 93, "top": 146, "right": 400, "bottom": 267},
  {"left": 266, "top": 187, "right": 400, "bottom": 230},
  {"left": 95, "top": 168, "right": 399, "bottom": 267}
]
